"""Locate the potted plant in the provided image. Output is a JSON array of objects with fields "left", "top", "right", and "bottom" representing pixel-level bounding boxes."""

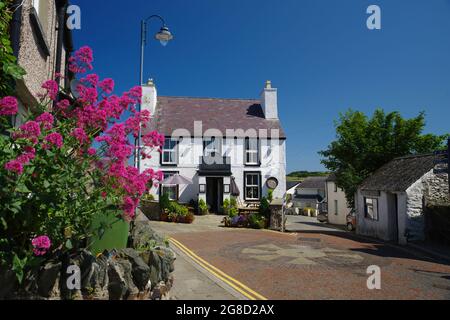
[{"left": 198, "top": 199, "right": 209, "bottom": 215}]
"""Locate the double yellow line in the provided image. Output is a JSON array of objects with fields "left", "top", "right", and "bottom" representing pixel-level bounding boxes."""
[{"left": 169, "top": 238, "right": 267, "bottom": 301}]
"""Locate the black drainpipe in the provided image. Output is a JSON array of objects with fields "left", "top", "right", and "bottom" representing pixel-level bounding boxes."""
[
  {"left": 10, "top": 0, "right": 23, "bottom": 59},
  {"left": 54, "top": 0, "right": 68, "bottom": 88}
]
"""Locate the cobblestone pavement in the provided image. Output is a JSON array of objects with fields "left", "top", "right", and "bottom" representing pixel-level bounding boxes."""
[{"left": 149, "top": 216, "right": 450, "bottom": 300}]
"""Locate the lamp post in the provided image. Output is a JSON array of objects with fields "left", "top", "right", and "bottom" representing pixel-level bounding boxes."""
[{"left": 136, "top": 15, "right": 173, "bottom": 171}]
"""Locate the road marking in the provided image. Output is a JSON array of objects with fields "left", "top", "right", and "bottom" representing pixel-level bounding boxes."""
[{"left": 169, "top": 238, "right": 267, "bottom": 301}]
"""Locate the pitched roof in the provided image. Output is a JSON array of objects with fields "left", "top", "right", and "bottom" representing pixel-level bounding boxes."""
[
  {"left": 359, "top": 153, "right": 435, "bottom": 192},
  {"left": 286, "top": 181, "right": 301, "bottom": 190},
  {"left": 294, "top": 194, "right": 324, "bottom": 202},
  {"left": 297, "top": 176, "right": 328, "bottom": 190},
  {"left": 146, "top": 96, "right": 286, "bottom": 138}
]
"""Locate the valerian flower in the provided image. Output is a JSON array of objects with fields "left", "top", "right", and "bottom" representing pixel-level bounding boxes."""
[
  {"left": 0, "top": 96, "right": 18, "bottom": 116},
  {"left": 31, "top": 236, "right": 51, "bottom": 256}
]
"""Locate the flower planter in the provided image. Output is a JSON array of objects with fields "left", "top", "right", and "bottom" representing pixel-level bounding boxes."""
[
  {"left": 140, "top": 200, "right": 161, "bottom": 221},
  {"left": 88, "top": 211, "right": 129, "bottom": 256}
]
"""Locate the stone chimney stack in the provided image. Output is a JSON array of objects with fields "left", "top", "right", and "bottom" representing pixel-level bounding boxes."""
[
  {"left": 261, "top": 80, "right": 278, "bottom": 120},
  {"left": 141, "top": 79, "right": 157, "bottom": 114}
]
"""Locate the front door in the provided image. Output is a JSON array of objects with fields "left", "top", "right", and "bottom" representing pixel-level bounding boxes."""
[{"left": 206, "top": 177, "right": 224, "bottom": 214}]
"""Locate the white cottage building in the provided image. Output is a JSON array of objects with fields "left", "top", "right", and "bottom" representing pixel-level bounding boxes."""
[
  {"left": 326, "top": 174, "right": 352, "bottom": 226},
  {"left": 355, "top": 153, "right": 449, "bottom": 244},
  {"left": 140, "top": 80, "right": 287, "bottom": 213}
]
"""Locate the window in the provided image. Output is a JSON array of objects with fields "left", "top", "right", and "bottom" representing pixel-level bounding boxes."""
[
  {"left": 364, "top": 197, "right": 379, "bottom": 221},
  {"left": 32, "top": 0, "right": 49, "bottom": 35},
  {"left": 162, "top": 138, "right": 178, "bottom": 165},
  {"left": 244, "top": 172, "right": 260, "bottom": 201},
  {"left": 334, "top": 200, "right": 338, "bottom": 215},
  {"left": 245, "top": 138, "right": 259, "bottom": 165},
  {"left": 203, "top": 137, "right": 222, "bottom": 157},
  {"left": 334, "top": 183, "right": 338, "bottom": 193},
  {"left": 161, "top": 172, "right": 178, "bottom": 201}
]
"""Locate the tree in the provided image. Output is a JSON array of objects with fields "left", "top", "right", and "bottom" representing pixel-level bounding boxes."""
[{"left": 319, "top": 109, "right": 448, "bottom": 208}]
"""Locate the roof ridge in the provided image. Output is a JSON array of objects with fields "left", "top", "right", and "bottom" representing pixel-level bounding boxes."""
[
  {"left": 393, "top": 153, "right": 434, "bottom": 160},
  {"left": 158, "top": 95, "right": 260, "bottom": 102}
]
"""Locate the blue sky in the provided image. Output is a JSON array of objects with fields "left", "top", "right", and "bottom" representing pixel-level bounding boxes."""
[{"left": 72, "top": 0, "right": 450, "bottom": 172}]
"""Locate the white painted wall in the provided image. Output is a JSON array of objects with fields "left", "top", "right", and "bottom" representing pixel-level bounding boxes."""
[
  {"left": 356, "top": 190, "right": 401, "bottom": 241},
  {"left": 326, "top": 181, "right": 351, "bottom": 225},
  {"left": 142, "top": 137, "right": 286, "bottom": 204}
]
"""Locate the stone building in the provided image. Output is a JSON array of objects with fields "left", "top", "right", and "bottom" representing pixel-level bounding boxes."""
[
  {"left": 355, "top": 153, "right": 449, "bottom": 244},
  {"left": 9, "top": 0, "right": 73, "bottom": 124}
]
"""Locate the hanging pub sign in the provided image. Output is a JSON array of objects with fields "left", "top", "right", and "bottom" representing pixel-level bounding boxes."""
[{"left": 266, "top": 177, "right": 279, "bottom": 190}]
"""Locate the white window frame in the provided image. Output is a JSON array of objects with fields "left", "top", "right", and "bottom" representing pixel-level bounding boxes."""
[
  {"left": 245, "top": 138, "right": 259, "bottom": 165},
  {"left": 162, "top": 138, "right": 178, "bottom": 165},
  {"left": 244, "top": 172, "right": 260, "bottom": 201},
  {"left": 203, "top": 137, "right": 222, "bottom": 157},
  {"left": 364, "top": 197, "right": 379, "bottom": 221},
  {"left": 161, "top": 172, "right": 178, "bottom": 201}
]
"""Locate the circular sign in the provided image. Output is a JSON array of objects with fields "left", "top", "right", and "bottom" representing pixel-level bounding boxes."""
[{"left": 266, "top": 177, "right": 279, "bottom": 190}]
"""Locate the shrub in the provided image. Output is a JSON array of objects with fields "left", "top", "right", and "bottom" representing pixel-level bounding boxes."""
[
  {"left": 0, "top": 46, "right": 165, "bottom": 282},
  {"left": 259, "top": 197, "right": 271, "bottom": 218},
  {"left": 198, "top": 199, "right": 208, "bottom": 215},
  {"left": 267, "top": 189, "right": 273, "bottom": 203},
  {"left": 159, "top": 193, "right": 171, "bottom": 211},
  {"left": 223, "top": 197, "right": 238, "bottom": 218}
]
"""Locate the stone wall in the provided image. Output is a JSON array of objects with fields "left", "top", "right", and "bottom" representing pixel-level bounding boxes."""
[
  {"left": 405, "top": 168, "right": 449, "bottom": 242},
  {"left": 0, "top": 222, "right": 175, "bottom": 300}
]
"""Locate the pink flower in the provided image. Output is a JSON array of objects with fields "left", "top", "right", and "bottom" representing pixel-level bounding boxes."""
[
  {"left": 13, "top": 121, "right": 41, "bottom": 144},
  {"left": 55, "top": 99, "right": 70, "bottom": 116},
  {"left": 43, "top": 132, "right": 63, "bottom": 149},
  {"left": 122, "top": 196, "right": 138, "bottom": 220},
  {"left": 36, "top": 112, "right": 54, "bottom": 130},
  {"left": 4, "top": 160, "right": 23, "bottom": 175},
  {"left": 0, "top": 96, "right": 18, "bottom": 116},
  {"left": 42, "top": 80, "right": 59, "bottom": 101},
  {"left": 99, "top": 78, "right": 114, "bottom": 94},
  {"left": 69, "top": 46, "right": 94, "bottom": 74},
  {"left": 71, "top": 127, "right": 89, "bottom": 145},
  {"left": 77, "top": 85, "right": 98, "bottom": 105},
  {"left": 81, "top": 74, "right": 99, "bottom": 87},
  {"left": 31, "top": 235, "right": 51, "bottom": 256},
  {"left": 87, "top": 148, "right": 97, "bottom": 156}
]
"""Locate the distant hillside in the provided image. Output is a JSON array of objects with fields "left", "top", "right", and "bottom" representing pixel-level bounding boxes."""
[{"left": 287, "top": 171, "right": 329, "bottom": 180}]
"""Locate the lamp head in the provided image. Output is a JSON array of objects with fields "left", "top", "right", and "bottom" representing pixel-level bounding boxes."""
[{"left": 155, "top": 26, "right": 173, "bottom": 46}]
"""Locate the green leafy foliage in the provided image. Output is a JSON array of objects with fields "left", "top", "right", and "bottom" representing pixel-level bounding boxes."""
[
  {"left": 0, "top": 0, "right": 26, "bottom": 96},
  {"left": 319, "top": 109, "right": 449, "bottom": 208},
  {"left": 198, "top": 198, "right": 208, "bottom": 215}
]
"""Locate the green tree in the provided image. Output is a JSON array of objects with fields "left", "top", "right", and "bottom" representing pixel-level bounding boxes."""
[{"left": 319, "top": 109, "right": 448, "bottom": 208}]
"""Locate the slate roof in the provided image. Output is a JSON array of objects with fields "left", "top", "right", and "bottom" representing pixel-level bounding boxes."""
[
  {"left": 286, "top": 181, "right": 301, "bottom": 191},
  {"left": 297, "top": 176, "right": 328, "bottom": 190},
  {"left": 294, "top": 194, "right": 324, "bottom": 202},
  {"left": 359, "top": 153, "right": 435, "bottom": 192},
  {"left": 146, "top": 96, "right": 286, "bottom": 138}
]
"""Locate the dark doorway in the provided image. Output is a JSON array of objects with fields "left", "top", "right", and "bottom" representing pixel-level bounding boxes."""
[{"left": 206, "top": 177, "right": 223, "bottom": 214}]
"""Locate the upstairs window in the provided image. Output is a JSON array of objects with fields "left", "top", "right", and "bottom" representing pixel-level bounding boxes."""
[
  {"left": 364, "top": 197, "right": 379, "bottom": 221},
  {"left": 203, "top": 137, "right": 222, "bottom": 157},
  {"left": 162, "top": 138, "right": 178, "bottom": 165},
  {"left": 244, "top": 172, "right": 260, "bottom": 201},
  {"left": 245, "top": 138, "right": 259, "bottom": 165}
]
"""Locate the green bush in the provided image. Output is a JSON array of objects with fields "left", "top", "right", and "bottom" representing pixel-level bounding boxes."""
[
  {"left": 259, "top": 197, "right": 271, "bottom": 219},
  {"left": 267, "top": 190, "right": 273, "bottom": 203},
  {"left": 160, "top": 193, "right": 170, "bottom": 210},
  {"left": 198, "top": 199, "right": 208, "bottom": 215},
  {"left": 248, "top": 214, "right": 266, "bottom": 229},
  {"left": 223, "top": 197, "right": 238, "bottom": 218}
]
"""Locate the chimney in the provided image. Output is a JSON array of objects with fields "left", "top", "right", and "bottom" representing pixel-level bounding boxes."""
[
  {"left": 261, "top": 80, "right": 278, "bottom": 120},
  {"left": 141, "top": 79, "right": 157, "bottom": 114}
]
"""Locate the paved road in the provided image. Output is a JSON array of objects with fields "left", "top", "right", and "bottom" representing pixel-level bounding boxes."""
[{"left": 149, "top": 215, "right": 450, "bottom": 300}]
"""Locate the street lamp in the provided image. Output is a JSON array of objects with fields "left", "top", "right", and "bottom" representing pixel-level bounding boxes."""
[{"left": 136, "top": 15, "right": 173, "bottom": 171}]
